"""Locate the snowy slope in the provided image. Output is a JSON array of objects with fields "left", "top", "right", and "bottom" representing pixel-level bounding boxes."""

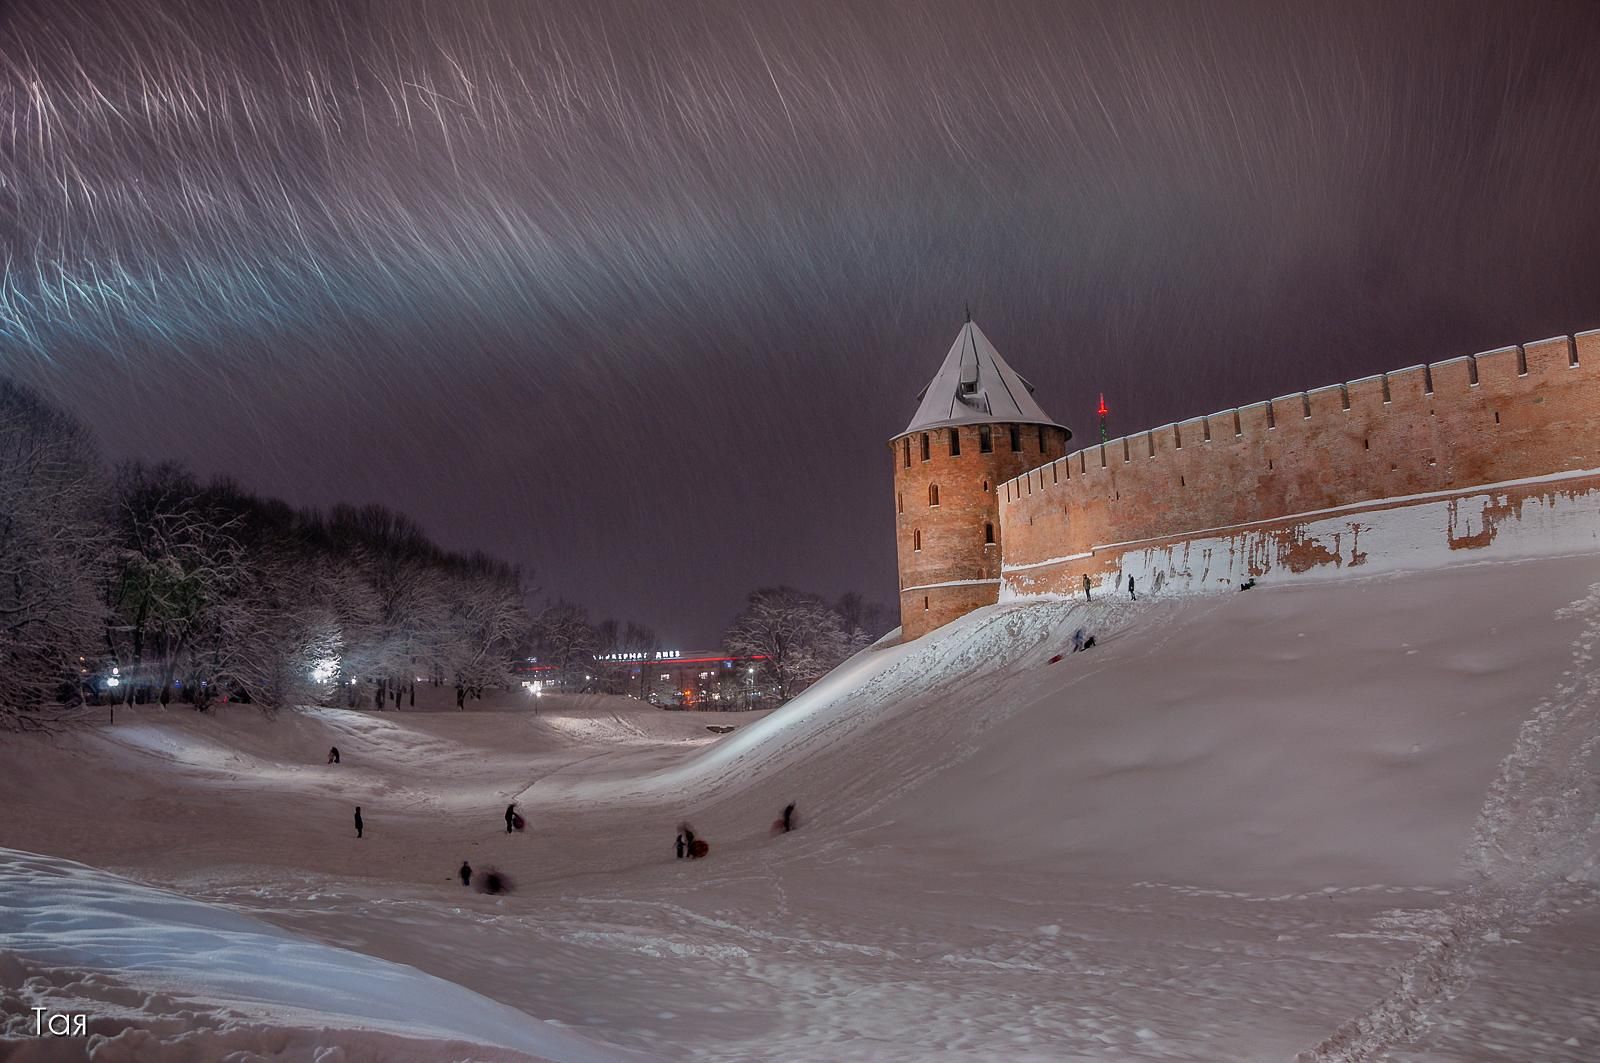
[
  {"left": 2, "top": 548, "right": 1598, "bottom": 1059},
  {"left": 0, "top": 849, "right": 632, "bottom": 1062}
]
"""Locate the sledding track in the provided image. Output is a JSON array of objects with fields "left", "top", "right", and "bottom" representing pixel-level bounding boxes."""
[
  {"left": 5, "top": 555, "right": 1600, "bottom": 1059},
  {"left": 1302, "top": 579, "right": 1600, "bottom": 1062}
]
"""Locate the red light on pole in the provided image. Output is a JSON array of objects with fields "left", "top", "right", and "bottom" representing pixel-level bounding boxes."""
[{"left": 1098, "top": 393, "right": 1108, "bottom": 441}]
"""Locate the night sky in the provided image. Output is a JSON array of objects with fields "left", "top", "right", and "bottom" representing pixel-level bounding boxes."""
[{"left": 6, "top": 1, "right": 1600, "bottom": 645}]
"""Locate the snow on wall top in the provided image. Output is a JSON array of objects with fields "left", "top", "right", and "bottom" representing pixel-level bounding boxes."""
[{"left": 898, "top": 318, "right": 1068, "bottom": 438}]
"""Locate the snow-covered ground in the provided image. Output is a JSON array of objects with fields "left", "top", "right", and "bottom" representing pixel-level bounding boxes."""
[{"left": 3, "top": 553, "right": 1600, "bottom": 1060}]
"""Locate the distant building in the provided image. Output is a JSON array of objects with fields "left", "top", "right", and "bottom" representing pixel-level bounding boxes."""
[{"left": 515, "top": 649, "right": 772, "bottom": 709}]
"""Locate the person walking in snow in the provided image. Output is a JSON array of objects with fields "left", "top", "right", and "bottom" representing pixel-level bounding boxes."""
[
  {"left": 354, "top": 806, "right": 363, "bottom": 839},
  {"left": 1071, "top": 628, "right": 1085, "bottom": 653},
  {"left": 1128, "top": 574, "right": 1137, "bottom": 600},
  {"left": 459, "top": 860, "right": 472, "bottom": 886},
  {"left": 675, "top": 833, "right": 685, "bottom": 859},
  {"left": 327, "top": 745, "right": 340, "bottom": 764},
  {"left": 505, "top": 803, "right": 517, "bottom": 834},
  {"left": 1082, "top": 574, "right": 1091, "bottom": 601},
  {"left": 782, "top": 803, "right": 796, "bottom": 833}
]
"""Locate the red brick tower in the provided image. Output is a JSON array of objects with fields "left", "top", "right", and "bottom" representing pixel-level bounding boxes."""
[{"left": 891, "top": 318, "right": 1071, "bottom": 639}]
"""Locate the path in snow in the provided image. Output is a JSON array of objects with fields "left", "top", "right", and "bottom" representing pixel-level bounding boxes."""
[
  {"left": 1302, "top": 577, "right": 1600, "bottom": 1062},
  {"left": 3, "top": 553, "right": 1599, "bottom": 1059}
]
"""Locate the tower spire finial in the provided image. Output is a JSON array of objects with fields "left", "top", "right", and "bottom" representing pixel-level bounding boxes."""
[{"left": 964, "top": 303, "right": 971, "bottom": 324}]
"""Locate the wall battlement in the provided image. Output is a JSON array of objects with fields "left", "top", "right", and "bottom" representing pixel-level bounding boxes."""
[{"left": 998, "top": 329, "right": 1600, "bottom": 597}]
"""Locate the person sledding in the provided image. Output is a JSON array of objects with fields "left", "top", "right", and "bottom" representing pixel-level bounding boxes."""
[
  {"left": 504, "top": 803, "right": 525, "bottom": 833},
  {"left": 679, "top": 821, "right": 708, "bottom": 858},
  {"left": 772, "top": 802, "right": 797, "bottom": 834}
]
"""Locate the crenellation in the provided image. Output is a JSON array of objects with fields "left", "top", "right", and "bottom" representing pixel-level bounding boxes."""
[
  {"left": 1523, "top": 335, "right": 1572, "bottom": 376},
  {"left": 1307, "top": 384, "right": 1345, "bottom": 419},
  {"left": 1429, "top": 356, "right": 1474, "bottom": 394},
  {"left": 987, "top": 327, "right": 1600, "bottom": 613},
  {"left": 1238, "top": 402, "right": 1271, "bottom": 437},
  {"left": 1576, "top": 329, "right": 1599, "bottom": 365},
  {"left": 1473, "top": 346, "right": 1519, "bottom": 382}
]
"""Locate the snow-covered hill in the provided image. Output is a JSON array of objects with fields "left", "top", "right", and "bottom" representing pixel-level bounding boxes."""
[{"left": 2, "top": 551, "right": 1598, "bottom": 1060}]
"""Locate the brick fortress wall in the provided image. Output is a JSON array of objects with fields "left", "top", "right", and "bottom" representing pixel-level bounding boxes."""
[
  {"left": 998, "top": 329, "right": 1600, "bottom": 599},
  {"left": 893, "top": 422, "right": 1071, "bottom": 638}
]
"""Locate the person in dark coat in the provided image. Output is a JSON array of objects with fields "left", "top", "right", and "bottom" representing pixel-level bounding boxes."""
[
  {"left": 505, "top": 804, "right": 516, "bottom": 833},
  {"left": 354, "top": 806, "right": 363, "bottom": 838},
  {"left": 1128, "top": 574, "right": 1137, "bottom": 600},
  {"left": 680, "top": 823, "right": 696, "bottom": 854},
  {"left": 675, "top": 833, "right": 685, "bottom": 859},
  {"left": 782, "top": 803, "right": 796, "bottom": 832},
  {"left": 459, "top": 860, "right": 472, "bottom": 886},
  {"left": 1082, "top": 574, "right": 1091, "bottom": 601},
  {"left": 327, "top": 746, "right": 340, "bottom": 764}
]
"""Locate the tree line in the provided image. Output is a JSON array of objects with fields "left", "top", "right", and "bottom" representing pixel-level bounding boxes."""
[
  {"left": 1, "top": 377, "right": 893, "bottom": 729},
  {"left": 527, "top": 590, "right": 895, "bottom": 705}
]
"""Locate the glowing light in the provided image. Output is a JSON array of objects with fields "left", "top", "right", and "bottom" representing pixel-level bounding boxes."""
[
  {"left": 106, "top": 676, "right": 120, "bottom": 688},
  {"left": 310, "top": 658, "right": 338, "bottom": 683}
]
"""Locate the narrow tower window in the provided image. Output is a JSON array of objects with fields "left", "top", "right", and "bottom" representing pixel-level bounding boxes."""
[
  {"left": 1009, "top": 425, "right": 1021, "bottom": 452},
  {"left": 913, "top": 529, "right": 922, "bottom": 551},
  {"left": 979, "top": 425, "right": 993, "bottom": 453},
  {"left": 984, "top": 522, "right": 995, "bottom": 545},
  {"left": 897, "top": 492, "right": 903, "bottom": 514},
  {"left": 920, "top": 434, "right": 930, "bottom": 461},
  {"left": 1037, "top": 425, "right": 1046, "bottom": 451},
  {"left": 928, "top": 484, "right": 939, "bottom": 507},
  {"left": 903, "top": 438, "right": 911, "bottom": 467},
  {"left": 949, "top": 428, "right": 961, "bottom": 456}
]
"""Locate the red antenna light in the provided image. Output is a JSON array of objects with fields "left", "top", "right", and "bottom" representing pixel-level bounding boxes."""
[{"left": 1097, "top": 393, "right": 1108, "bottom": 417}]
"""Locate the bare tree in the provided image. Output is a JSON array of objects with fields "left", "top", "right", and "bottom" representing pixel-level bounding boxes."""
[
  {"left": 442, "top": 564, "right": 530, "bottom": 695},
  {"left": 592, "top": 618, "right": 658, "bottom": 694},
  {"left": 105, "top": 463, "right": 247, "bottom": 706},
  {"left": 835, "top": 591, "right": 896, "bottom": 649},
  {"left": 724, "top": 587, "right": 850, "bottom": 701},
  {"left": 531, "top": 600, "right": 598, "bottom": 690},
  {"left": 0, "top": 380, "right": 110, "bottom": 728}
]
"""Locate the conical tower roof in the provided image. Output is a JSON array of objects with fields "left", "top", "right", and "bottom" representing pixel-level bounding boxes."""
[{"left": 897, "top": 319, "right": 1068, "bottom": 439}]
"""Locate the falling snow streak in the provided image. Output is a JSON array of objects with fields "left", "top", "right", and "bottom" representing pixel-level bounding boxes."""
[{"left": 2, "top": 0, "right": 1600, "bottom": 643}]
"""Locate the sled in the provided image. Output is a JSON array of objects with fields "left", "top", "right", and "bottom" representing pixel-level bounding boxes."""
[
  {"left": 1048, "top": 653, "right": 1064, "bottom": 665},
  {"left": 512, "top": 813, "right": 525, "bottom": 831},
  {"left": 689, "top": 839, "right": 709, "bottom": 858}
]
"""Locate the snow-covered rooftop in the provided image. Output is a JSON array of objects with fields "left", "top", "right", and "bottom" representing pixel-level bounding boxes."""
[{"left": 898, "top": 318, "right": 1068, "bottom": 438}]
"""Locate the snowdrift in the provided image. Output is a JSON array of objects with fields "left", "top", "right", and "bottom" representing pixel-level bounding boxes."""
[
  {"left": 573, "top": 551, "right": 1600, "bottom": 894},
  {"left": 0, "top": 848, "right": 632, "bottom": 1062}
]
